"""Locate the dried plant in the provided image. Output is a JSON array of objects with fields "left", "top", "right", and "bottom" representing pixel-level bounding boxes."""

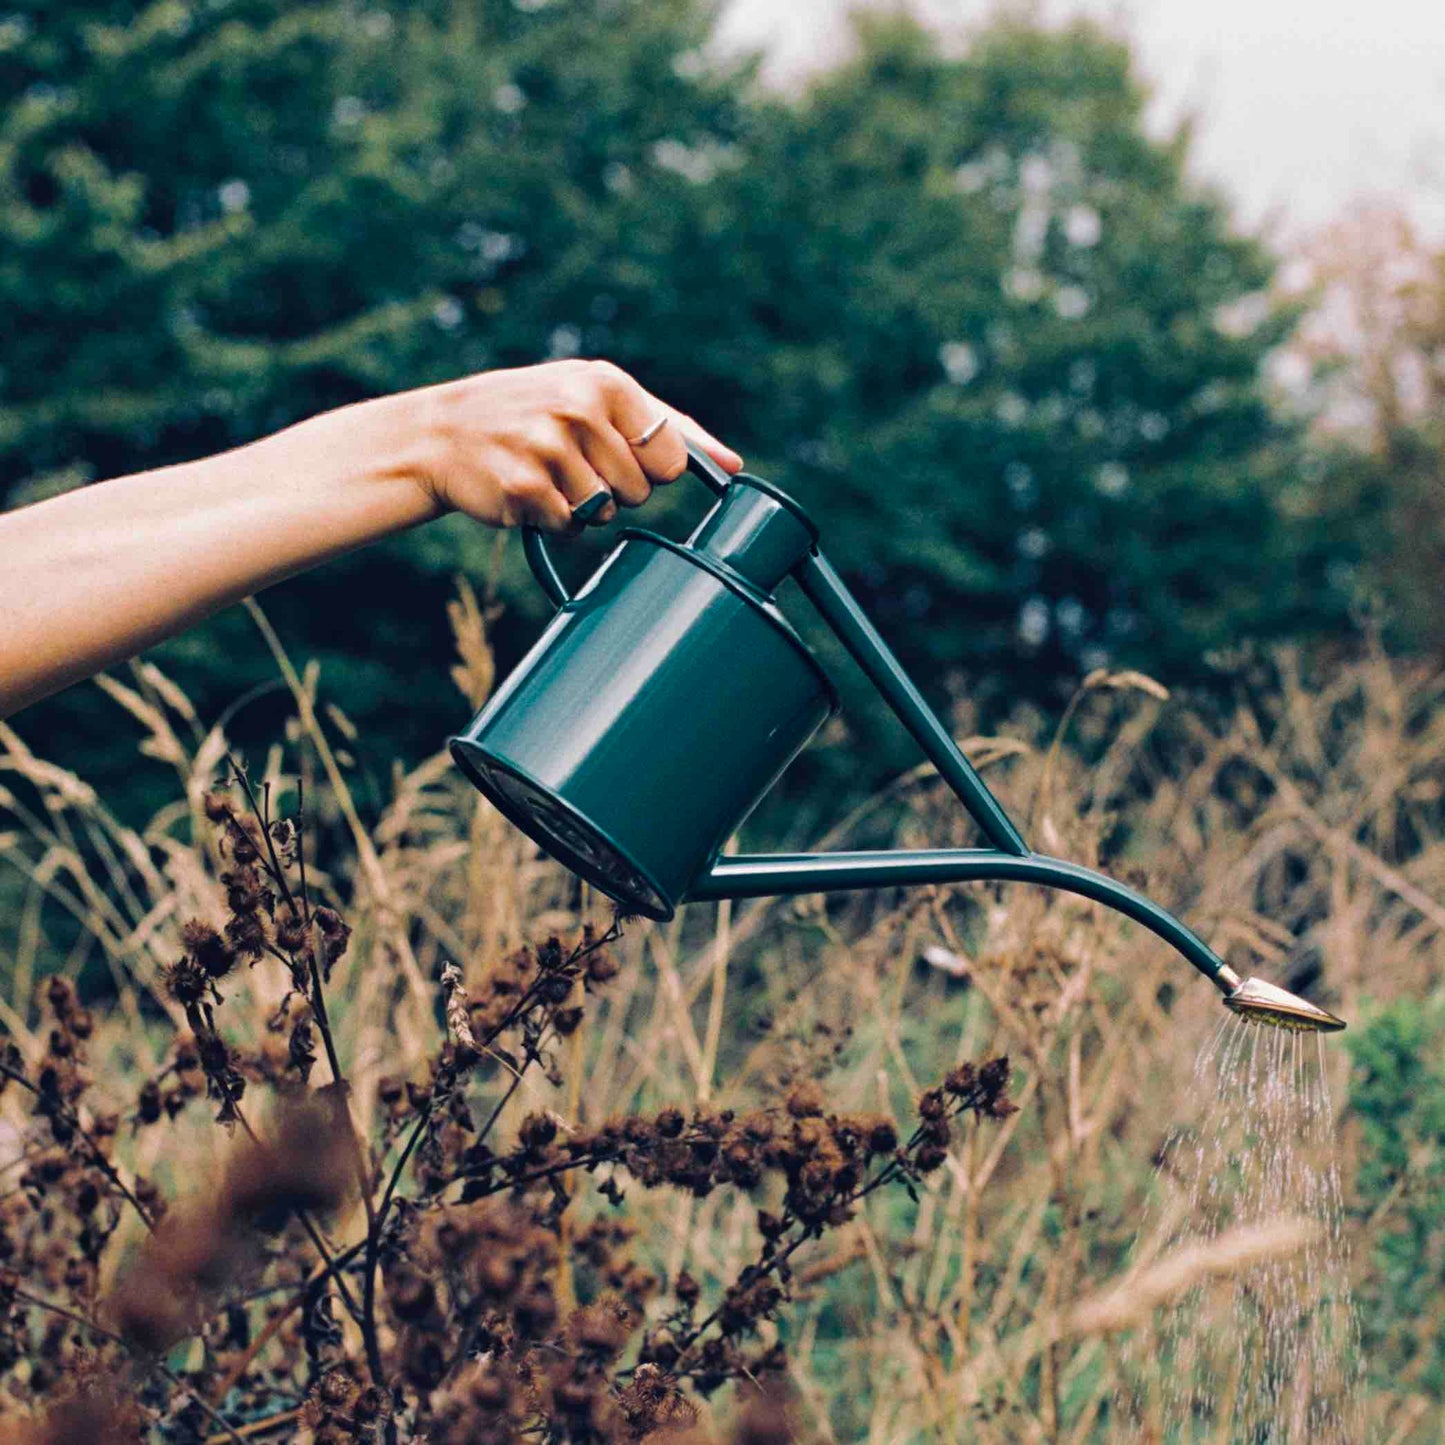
[
  {"left": 1, "top": 608, "right": 1443, "bottom": 1441},
  {"left": 0, "top": 673, "right": 1015, "bottom": 1441}
]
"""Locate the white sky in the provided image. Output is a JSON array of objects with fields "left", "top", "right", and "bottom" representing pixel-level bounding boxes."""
[{"left": 720, "top": 0, "right": 1445, "bottom": 246}]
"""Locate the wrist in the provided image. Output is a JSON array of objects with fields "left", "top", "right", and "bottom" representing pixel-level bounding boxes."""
[
  {"left": 280, "top": 390, "right": 448, "bottom": 536},
  {"left": 349, "top": 388, "right": 451, "bottom": 521}
]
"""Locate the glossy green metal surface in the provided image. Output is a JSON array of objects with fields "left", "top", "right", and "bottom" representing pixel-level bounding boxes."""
[
  {"left": 687, "top": 474, "right": 818, "bottom": 591},
  {"left": 688, "top": 848, "right": 1230, "bottom": 984},
  {"left": 450, "top": 527, "right": 836, "bottom": 919}
]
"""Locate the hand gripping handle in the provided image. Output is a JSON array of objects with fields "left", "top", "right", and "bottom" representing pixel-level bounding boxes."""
[{"left": 522, "top": 442, "right": 732, "bottom": 609}]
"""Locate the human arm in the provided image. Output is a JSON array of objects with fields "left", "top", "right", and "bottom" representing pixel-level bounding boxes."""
[{"left": 0, "top": 360, "right": 741, "bottom": 718}]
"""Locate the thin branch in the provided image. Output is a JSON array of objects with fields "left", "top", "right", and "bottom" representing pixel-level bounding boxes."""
[
  {"left": 670, "top": 1119, "right": 941, "bottom": 1367},
  {"left": 11, "top": 1284, "right": 251, "bottom": 1445},
  {"left": 207, "top": 1267, "right": 326, "bottom": 1407},
  {"left": 225, "top": 762, "right": 384, "bottom": 1382},
  {"left": 0, "top": 1060, "right": 155, "bottom": 1231},
  {"left": 264, "top": 919, "right": 619, "bottom": 1427},
  {"left": 473, "top": 1065, "right": 529, "bottom": 1153},
  {"left": 357, "top": 937, "right": 600, "bottom": 1407},
  {"left": 204, "top": 1408, "right": 304, "bottom": 1444},
  {"left": 227, "top": 759, "right": 301, "bottom": 920},
  {"left": 495, "top": 1152, "right": 607, "bottom": 1194},
  {"left": 230, "top": 761, "right": 347, "bottom": 1093}
]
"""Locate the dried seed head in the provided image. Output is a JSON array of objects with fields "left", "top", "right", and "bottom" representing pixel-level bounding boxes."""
[
  {"left": 316, "top": 1369, "right": 355, "bottom": 1408},
  {"left": 21, "top": 1381, "right": 146, "bottom": 1445},
  {"left": 268, "top": 816, "right": 298, "bottom": 860},
  {"left": 202, "top": 789, "right": 233, "bottom": 823},
  {"left": 785, "top": 1082, "right": 826, "bottom": 1119},
  {"left": 566, "top": 1295, "right": 634, "bottom": 1359},
  {"left": 918, "top": 1088, "right": 947, "bottom": 1121},
  {"left": 163, "top": 957, "right": 209, "bottom": 1007},
  {"left": 287, "top": 1019, "right": 317, "bottom": 1083},
  {"left": 314, "top": 907, "right": 350, "bottom": 957},
  {"left": 181, "top": 919, "right": 235, "bottom": 979},
  {"left": 915, "top": 1143, "right": 949, "bottom": 1173},
  {"left": 275, "top": 908, "right": 308, "bottom": 954},
  {"left": 518, "top": 1112, "right": 557, "bottom": 1151},
  {"left": 585, "top": 945, "right": 620, "bottom": 985},
  {"left": 44, "top": 977, "right": 76, "bottom": 1021},
  {"left": 227, "top": 824, "right": 260, "bottom": 865},
  {"left": 224, "top": 911, "right": 267, "bottom": 961},
  {"left": 135, "top": 1080, "right": 162, "bottom": 1126},
  {"left": 864, "top": 1116, "right": 898, "bottom": 1155}
]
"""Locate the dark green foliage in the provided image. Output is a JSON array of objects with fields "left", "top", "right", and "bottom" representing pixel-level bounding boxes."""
[
  {"left": 0, "top": 0, "right": 745, "bottom": 804},
  {"left": 1, "top": 4, "right": 1355, "bottom": 808},
  {"left": 1347, "top": 1000, "right": 1445, "bottom": 1400},
  {"left": 1310, "top": 423, "right": 1445, "bottom": 658},
  {"left": 0, "top": 0, "right": 738, "bottom": 488},
  {"left": 692, "top": 19, "right": 1331, "bottom": 737}
]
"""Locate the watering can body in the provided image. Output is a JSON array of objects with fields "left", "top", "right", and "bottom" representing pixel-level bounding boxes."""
[{"left": 450, "top": 508, "right": 836, "bottom": 918}]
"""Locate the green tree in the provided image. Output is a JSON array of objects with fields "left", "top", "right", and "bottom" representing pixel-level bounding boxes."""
[
  {"left": 0, "top": 0, "right": 744, "bottom": 803},
  {"left": 666, "top": 17, "right": 1344, "bottom": 760},
  {"left": 2, "top": 6, "right": 1354, "bottom": 813}
]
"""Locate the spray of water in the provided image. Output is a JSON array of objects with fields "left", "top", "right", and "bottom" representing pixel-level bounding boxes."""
[{"left": 1116, "top": 1014, "right": 1362, "bottom": 1442}]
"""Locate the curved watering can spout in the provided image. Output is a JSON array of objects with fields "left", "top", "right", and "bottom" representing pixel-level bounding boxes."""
[
  {"left": 452, "top": 444, "right": 1347, "bottom": 1035},
  {"left": 691, "top": 851, "right": 1346, "bottom": 1034}
]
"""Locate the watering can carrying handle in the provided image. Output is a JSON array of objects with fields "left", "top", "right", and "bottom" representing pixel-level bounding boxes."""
[{"left": 522, "top": 442, "right": 732, "bottom": 608}]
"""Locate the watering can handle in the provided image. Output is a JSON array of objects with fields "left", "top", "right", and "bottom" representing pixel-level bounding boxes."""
[{"left": 522, "top": 442, "right": 732, "bottom": 608}]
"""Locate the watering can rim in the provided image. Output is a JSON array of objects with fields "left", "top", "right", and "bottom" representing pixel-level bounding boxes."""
[{"left": 449, "top": 740, "right": 680, "bottom": 921}]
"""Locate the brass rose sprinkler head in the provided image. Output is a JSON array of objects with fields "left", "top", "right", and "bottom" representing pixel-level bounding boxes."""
[{"left": 1216, "top": 967, "right": 1347, "bottom": 1033}]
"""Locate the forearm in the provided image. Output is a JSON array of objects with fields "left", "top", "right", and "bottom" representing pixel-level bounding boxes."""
[
  {"left": 0, "top": 359, "right": 741, "bottom": 720},
  {"left": 0, "top": 392, "right": 438, "bottom": 718}
]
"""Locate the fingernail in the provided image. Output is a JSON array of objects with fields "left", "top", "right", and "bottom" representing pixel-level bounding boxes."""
[{"left": 571, "top": 490, "right": 613, "bottom": 527}]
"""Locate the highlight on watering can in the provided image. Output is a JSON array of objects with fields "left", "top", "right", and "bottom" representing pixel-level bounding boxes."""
[{"left": 450, "top": 443, "right": 1346, "bottom": 1037}]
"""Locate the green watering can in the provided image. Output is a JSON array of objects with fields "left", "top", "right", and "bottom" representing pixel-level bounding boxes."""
[{"left": 450, "top": 447, "right": 1344, "bottom": 1034}]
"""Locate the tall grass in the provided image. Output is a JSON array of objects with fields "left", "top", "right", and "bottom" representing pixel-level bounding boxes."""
[{"left": 1, "top": 598, "right": 1442, "bottom": 1442}]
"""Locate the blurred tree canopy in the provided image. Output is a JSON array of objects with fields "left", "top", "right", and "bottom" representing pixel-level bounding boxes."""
[
  {"left": 0, "top": 1, "right": 1362, "bottom": 809},
  {"left": 1286, "top": 210, "right": 1445, "bottom": 659}
]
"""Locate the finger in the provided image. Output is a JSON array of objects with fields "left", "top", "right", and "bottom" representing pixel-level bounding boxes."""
[
  {"left": 592, "top": 361, "right": 743, "bottom": 479},
  {"left": 659, "top": 403, "right": 744, "bottom": 475},
  {"left": 630, "top": 413, "right": 688, "bottom": 486},
  {"left": 548, "top": 439, "right": 616, "bottom": 524},
  {"left": 597, "top": 369, "right": 686, "bottom": 484},
  {"left": 578, "top": 421, "right": 651, "bottom": 509},
  {"left": 507, "top": 467, "right": 577, "bottom": 533}
]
